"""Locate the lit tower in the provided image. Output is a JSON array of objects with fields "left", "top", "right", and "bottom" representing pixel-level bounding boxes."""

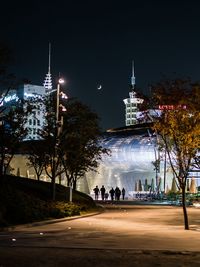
[
  {"left": 123, "top": 61, "right": 143, "bottom": 126},
  {"left": 43, "top": 43, "right": 52, "bottom": 92},
  {"left": 131, "top": 60, "right": 136, "bottom": 89}
]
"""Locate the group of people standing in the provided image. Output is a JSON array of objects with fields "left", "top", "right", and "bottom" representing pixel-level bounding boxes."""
[{"left": 93, "top": 185, "right": 126, "bottom": 201}]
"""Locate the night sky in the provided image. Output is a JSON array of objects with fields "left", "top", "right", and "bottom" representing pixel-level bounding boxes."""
[{"left": 1, "top": 0, "right": 200, "bottom": 130}]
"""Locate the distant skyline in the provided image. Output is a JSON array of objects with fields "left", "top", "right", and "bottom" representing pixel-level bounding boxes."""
[{"left": 1, "top": 0, "right": 200, "bottom": 130}]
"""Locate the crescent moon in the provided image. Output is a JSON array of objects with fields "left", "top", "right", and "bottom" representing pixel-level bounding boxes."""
[{"left": 97, "top": 85, "right": 102, "bottom": 90}]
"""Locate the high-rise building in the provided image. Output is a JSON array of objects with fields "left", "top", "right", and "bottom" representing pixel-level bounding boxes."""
[
  {"left": 0, "top": 84, "right": 46, "bottom": 140},
  {"left": 0, "top": 44, "right": 55, "bottom": 140},
  {"left": 22, "top": 84, "right": 46, "bottom": 140},
  {"left": 123, "top": 61, "right": 144, "bottom": 126}
]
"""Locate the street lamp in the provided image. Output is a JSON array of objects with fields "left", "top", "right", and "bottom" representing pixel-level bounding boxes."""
[
  {"left": 56, "top": 78, "right": 65, "bottom": 126},
  {"left": 51, "top": 78, "right": 65, "bottom": 200},
  {"left": 55, "top": 78, "right": 72, "bottom": 201},
  {"left": 56, "top": 78, "right": 66, "bottom": 138}
]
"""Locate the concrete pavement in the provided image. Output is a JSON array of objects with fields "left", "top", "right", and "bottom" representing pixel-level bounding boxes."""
[{"left": 1, "top": 203, "right": 200, "bottom": 266}]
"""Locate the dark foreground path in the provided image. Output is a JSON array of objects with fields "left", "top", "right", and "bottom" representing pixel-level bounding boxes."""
[
  {"left": 1, "top": 247, "right": 200, "bottom": 267},
  {"left": 1, "top": 204, "right": 200, "bottom": 266}
]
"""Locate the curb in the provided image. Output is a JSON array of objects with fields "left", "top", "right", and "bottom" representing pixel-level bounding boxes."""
[{"left": 0, "top": 210, "right": 103, "bottom": 232}]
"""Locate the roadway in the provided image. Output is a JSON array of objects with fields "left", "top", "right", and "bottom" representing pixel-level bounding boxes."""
[{"left": 1, "top": 203, "right": 200, "bottom": 266}]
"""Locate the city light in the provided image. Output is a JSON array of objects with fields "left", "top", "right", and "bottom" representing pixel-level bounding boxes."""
[{"left": 58, "top": 78, "right": 65, "bottom": 84}]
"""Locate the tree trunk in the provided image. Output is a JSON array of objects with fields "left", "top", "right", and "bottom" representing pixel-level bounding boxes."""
[
  {"left": 73, "top": 179, "right": 77, "bottom": 190},
  {"left": 36, "top": 171, "right": 40, "bottom": 181},
  {"left": 181, "top": 185, "right": 189, "bottom": 230},
  {"left": 58, "top": 174, "right": 62, "bottom": 184},
  {"left": 0, "top": 161, "right": 3, "bottom": 177},
  {"left": 51, "top": 161, "right": 56, "bottom": 201},
  {"left": 51, "top": 176, "right": 56, "bottom": 201},
  {"left": 0, "top": 151, "right": 5, "bottom": 177},
  {"left": 66, "top": 175, "right": 71, "bottom": 186}
]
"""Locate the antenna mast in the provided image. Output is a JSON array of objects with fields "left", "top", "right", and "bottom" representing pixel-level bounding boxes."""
[
  {"left": 131, "top": 60, "right": 136, "bottom": 89},
  {"left": 43, "top": 42, "right": 52, "bottom": 92}
]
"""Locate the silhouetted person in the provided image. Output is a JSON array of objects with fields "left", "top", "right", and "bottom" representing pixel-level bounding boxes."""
[
  {"left": 109, "top": 187, "right": 115, "bottom": 201},
  {"left": 122, "top": 188, "right": 125, "bottom": 200},
  {"left": 100, "top": 185, "right": 106, "bottom": 200},
  {"left": 93, "top": 185, "right": 100, "bottom": 200},
  {"left": 115, "top": 187, "right": 121, "bottom": 201}
]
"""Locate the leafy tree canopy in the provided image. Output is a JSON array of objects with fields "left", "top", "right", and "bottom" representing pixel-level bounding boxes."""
[
  {"left": 61, "top": 98, "right": 109, "bottom": 188},
  {"left": 151, "top": 77, "right": 200, "bottom": 230}
]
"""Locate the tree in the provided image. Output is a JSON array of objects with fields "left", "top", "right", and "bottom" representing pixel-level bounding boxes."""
[
  {"left": 60, "top": 99, "right": 109, "bottom": 190},
  {"left": 0, "top": 43, "right": 30, "bottom": 178},
  {"left": 38, "top": 92, "right": 109, "bottom": 198},
  {"left": 0, "top": 104, "right": 29, "bottom": 176},
  {"left": 26, "top": 140, "right": 47, "bottom": 180},
  {"left": 39, "top": 94, "right": 64, "bottom": 200},
  {"left": 151, "top": 78, "right": 200, "bottom": 230}
]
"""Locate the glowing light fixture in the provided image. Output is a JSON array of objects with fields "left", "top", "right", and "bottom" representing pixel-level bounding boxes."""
[{"left": 58, "top": 78, "right": 65, "bottom": 84}]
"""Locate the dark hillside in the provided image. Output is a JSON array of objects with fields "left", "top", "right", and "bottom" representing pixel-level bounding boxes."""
[{"left": 0, "top": 175, "right": 97, "bottom": 227}]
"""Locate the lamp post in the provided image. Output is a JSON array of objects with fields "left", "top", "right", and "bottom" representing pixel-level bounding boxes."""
[
  {"left": 52, "top": 78, "right": 65, "bottom": 201},
  {"left": 56, "top": 78, "right": 65, "bottom": 128},
  {"left": 56, "top": 80, "right": 72, "bottom": 201}
]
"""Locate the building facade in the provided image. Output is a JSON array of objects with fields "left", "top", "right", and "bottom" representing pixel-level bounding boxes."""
[
  {"left": 22, "top": 84, "right": 46, "bottom": 140},
  {"left": 123, "top": 91, "right": 144, "bottom": 126},
  {"left": 0, "top": 84, "right": 46, "bottom": 140},
  {"left": 83, "top": 123, "right": 173, "bottom": 197}
]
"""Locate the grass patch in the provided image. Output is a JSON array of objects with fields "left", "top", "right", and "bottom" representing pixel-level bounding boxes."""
[{"left": 0, "top": 175, "right": 98, "bottom": 227}]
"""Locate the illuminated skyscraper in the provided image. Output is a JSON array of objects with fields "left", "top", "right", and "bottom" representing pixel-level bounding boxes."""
[
  {"left": 23, "top": 84, "right": 46, "bottom": 140},
  {"left": 0, "top": 83, "right": 46, "bottom": 140},
  {"left": 1, "top": 44, "right": 55, "bottom": 141},
  {"left": 123, "top": 61, "right": 144, "bottom": 126}
]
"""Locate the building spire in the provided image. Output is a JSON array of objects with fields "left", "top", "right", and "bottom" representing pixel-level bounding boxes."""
[
  {"left": 48, "top": 43, "right": 51, "bottom": 74},
  {"left": 131, "top": 60, "right": 136, "bottom": 89},
  {"left": 123, "top": 60, "right": 144, "bottom": 126},
  {"left": 43, "top": 42, "right": 52, "bottom": 92}
]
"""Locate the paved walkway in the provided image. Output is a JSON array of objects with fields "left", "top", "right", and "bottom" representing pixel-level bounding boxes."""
[{"left": 1, "top": 204, "right": 200, "bottom": 266}]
